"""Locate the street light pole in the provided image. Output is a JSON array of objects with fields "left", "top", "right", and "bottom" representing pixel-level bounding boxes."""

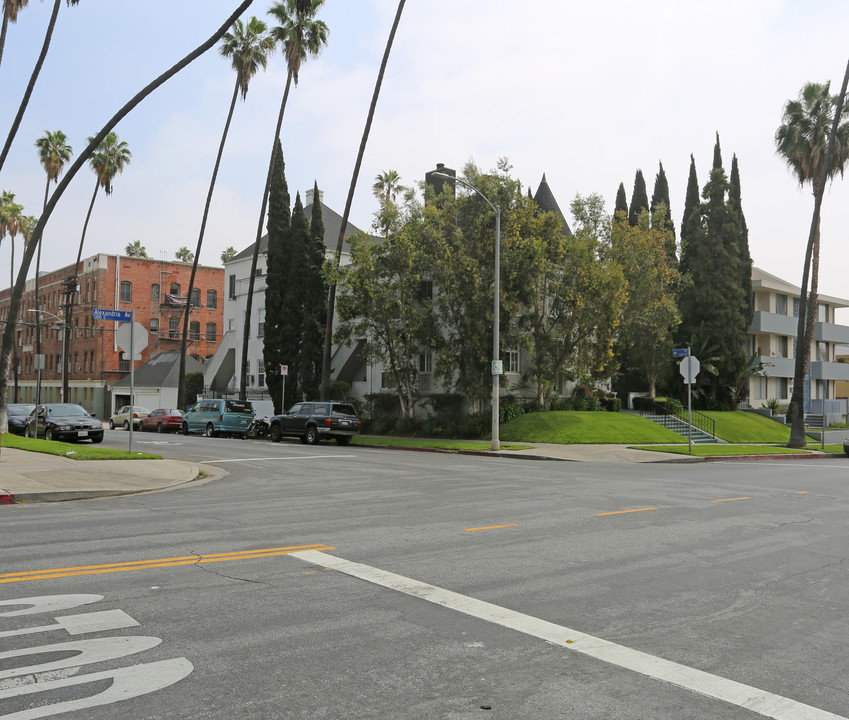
[{"left": 433, "top": 172, "right": 501, "bottom": 450}]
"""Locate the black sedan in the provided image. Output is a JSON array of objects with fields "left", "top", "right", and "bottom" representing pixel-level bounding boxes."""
[
  {"left": 24, "top": 403, "right": 105, "bottom": 443},
  {"left": 7, "top": 403, "right": 36, "bottom": 435}
]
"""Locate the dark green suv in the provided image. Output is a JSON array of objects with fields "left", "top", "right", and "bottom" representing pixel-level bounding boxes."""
[{"left": 269, "top": 401, "right": 361, "bottom": 445}]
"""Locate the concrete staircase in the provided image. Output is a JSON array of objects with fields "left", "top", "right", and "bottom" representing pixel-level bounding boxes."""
[{"left": 644, "top": 413, "right": 722, "bottom": 444}]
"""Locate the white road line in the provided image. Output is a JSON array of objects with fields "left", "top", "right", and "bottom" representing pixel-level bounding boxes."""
[
  {"left": 290, "top": 549, "right": 846, "bottom": 720},
  {"left": 200, "top": 455, "right": 357, "bottom": 464}
]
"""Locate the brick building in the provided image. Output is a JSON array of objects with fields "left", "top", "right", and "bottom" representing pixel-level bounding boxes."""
[{"left": 0, "top": 254, "right": 223, "bottom": 417}]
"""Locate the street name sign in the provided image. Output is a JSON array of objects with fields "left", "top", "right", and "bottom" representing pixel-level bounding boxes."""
[
  {"left": 672, "top": 347, "right": 690, "bottom": 358},
  {"left": 93, "top": 308, "right": 132, "bottom": 322}
]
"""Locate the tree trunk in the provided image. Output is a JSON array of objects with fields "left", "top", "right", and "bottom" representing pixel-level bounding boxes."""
[
  {"left": 178, "top": 79, "right": 240, "bottom": 409},
  {"left": 239, "top": 70, "right": 293, "bottom": 401},
  {"left": 0, "top": 12, "right": 9, "bottom": 72},
  {"left": 320, "top": 0, "right": 406, "bottom": 401},
  {"left": 0, "top": 0, "right": 61, "bottom": 174},
  {"left": 787, "top": 58, "right": 849, "bottom": 448},
  {"left": 0, "top": 0, "right": 253, "bottom": 436}
]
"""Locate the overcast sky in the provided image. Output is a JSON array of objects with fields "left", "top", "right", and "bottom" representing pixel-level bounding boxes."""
[{"left": 2, "top": 0, "right": 849, "bottom": 316}]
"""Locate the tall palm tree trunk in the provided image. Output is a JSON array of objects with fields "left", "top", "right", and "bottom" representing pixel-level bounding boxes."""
[
  {"left": 178, "top": 79, "right": 241, "bottom": 409},
  {"left": 239, "top": 69, "right": 293, "bottom": 401},
  {"left": 0, "top": 0, "right": 61, "bottom": 174},
  {"left": 320, "top": 0, "right": 406, "bottom": 401},
  {"left": 788, "top": 58, "right": 849, "bottom": 448},
  {"left": 0, "top": 0, "right": 253, "bottom": 438},
  {"left": 0, "top": 12, "right": 9, "bottom": 72}
]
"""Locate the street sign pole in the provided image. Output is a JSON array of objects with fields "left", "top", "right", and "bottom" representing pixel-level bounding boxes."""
[
  {"left": 687, "top": 347, "right": 692, "bottom": 453},
  {"left": 280, "top": 365, "right": 288, "bottom": 413},
  {"left": 129, "top": 309, "right": 135, "bottom": 454}
]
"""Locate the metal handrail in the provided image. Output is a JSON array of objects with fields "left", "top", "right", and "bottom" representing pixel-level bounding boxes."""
[{"left": 639, "top": 400, "right": 716, "bottom": 439}]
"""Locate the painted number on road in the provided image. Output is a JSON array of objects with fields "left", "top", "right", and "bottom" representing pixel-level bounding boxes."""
[{"left": 0, "top": 594, "right": 193, "bottom": 718}]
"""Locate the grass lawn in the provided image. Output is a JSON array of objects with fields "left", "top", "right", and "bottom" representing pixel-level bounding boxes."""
[
  {"left": 2, "top": 433, "right": 161, "bottom": 460},
  {"left": 699, "top": 411, "right": 791, "bottom": 443},
  {"left": 355, "top": 436, "right": 531, "bottom": 451},
  {"left": 499, "top": 411, "right": 683, "bottom": 444}
]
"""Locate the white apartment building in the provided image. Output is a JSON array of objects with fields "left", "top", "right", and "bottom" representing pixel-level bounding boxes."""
[{"left": 748, "top": 266, "right": 849, "bottom": 417}]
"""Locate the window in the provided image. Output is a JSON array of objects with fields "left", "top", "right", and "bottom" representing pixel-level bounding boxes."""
[
  {"left": 190, "top": 288, "right": 200, "bottom": 308},
  {"left": 779, "top": 377, "right": 789, "bottom": 399},
  {"left": 206, "top": 322, "right": 216, "bottom": 342},
  {"left": 207, "top": 289, "right": 217, "bottom": 309},
  {"left": 779, "top": 336, "right": 788, "bottom": 358},
  {"left": 170, "top": 282, "right": 180, "bottom": 296},
  {"left": 418, "top": 352, "right": 432, "bottom": 373},
  {"left": 793, "top": 297, "right": 801, "bottom": 318},
  {"left": 257, "top": 308, "right": 265, "bottom": 336},
  {"left": 775, "top": 294, "right": 787, "bottom": 315},
  {"left": 151, "top": 284, "right": 160, "bottom": 301},
  {"left": 257, "top": 359, "right": 265, "bottom": 388},
  {"left": 505, "top": 349, "right": 519, "bottom": 373},
  {"left": 169, "top": 317, "right": 180, "bottom": 339},
  {"left": 190, "top": 321, "right": 200, "bottom": 341},
  {"left": 150, "top": 318, "right": 159, "bottom": 334},
  {"left": 819, "top": 303, "right": 829, "bottom": 323},
  {"left": 119, "top": 359, "right": 130, "bottom": 372},
  {"left": 755, "top": 375, "right": 768, "bottom": 398},
  {"left": 120, "top": 281, "right": 132, "bottom": 303},
  {"left": 229, "top": 274, "right": 236, "bottom": 299},
  {"left": 818, "top": 342, "right": 828, "bottom": 362},
  {"left": 228, "top": 318, "right": 235, "bottom": 332}
]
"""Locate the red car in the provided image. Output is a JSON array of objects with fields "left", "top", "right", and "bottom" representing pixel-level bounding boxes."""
[{"left": 139, "top": 408, "right": 185, "bottom": 433}]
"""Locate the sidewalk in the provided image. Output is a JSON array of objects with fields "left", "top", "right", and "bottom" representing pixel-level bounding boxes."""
[{"left": 0, "top": 448, "right": 224, "bottom": 504}]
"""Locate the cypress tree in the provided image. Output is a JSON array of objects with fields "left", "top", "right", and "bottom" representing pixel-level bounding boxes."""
[
  {"left": 679, "top": 154, "right": 700, "bottom": 274},
  {"left": 277, "top": 194, "right": 311, "bottom": 407},
  {"left": 299, "top": 182, "right": 328, "bottom": 400},
  {"left": 678, "top": 159, "right": 746, "bottom": 403},
  {"left": 614, "top": 182, "right": 628, "bottom": 218},
  {"left": 728, "top": 154, "right": 753, "bottom": 327},
  {"left": 263, "top": 139, "right": 290, "bottom": 414},
  {"left": 650, "top": 160, "right": 676, "bottom": 262},
  {"left": 712, "top": 131, "right": 723, "bottom": 170},
  {"left": 628, "top": 170, "right": 648, "bottom": 226}
]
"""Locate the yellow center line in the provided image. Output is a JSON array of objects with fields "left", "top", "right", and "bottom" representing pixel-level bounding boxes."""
[
  {"left": 596, "top": 508, "right": 656, "bottom": 516},
  {"left": 710, "top": 497, "right": 751, "bottom": 503},
  {"left": 464, "top": 524, "right": 518, "bottom": 532},
  {"left": 796, "top": 491, "right": 809, "bottom": 494},
  {"left": 0, "top": 545, "right": 335, "bottom": 584}
]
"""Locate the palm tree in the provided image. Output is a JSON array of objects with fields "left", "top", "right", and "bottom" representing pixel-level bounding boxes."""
[
  {"left": 125, "top": 240, "right": 149, "bottom": 258},
  {"left": 0, "top": 0, "right": 80, "bottom": 173},
  {"left": 63, "top": 130, "right": 131, "bottom": 398},
  {"left": 776, "top": 77, "right": 849, "bottom": 447},
  {"left": 177, "top": 16, "right": 275, "bottom": 409},
  {"left": 1, "top": 193, "right": 22, "bottom": 401},
  {"left": 176, "top": 246, "right": 194, "bottom": 262},
  {"left": 372, "top": 170, "right": 405, "bottom": 205},
  {"left": 35, "top": 128, "right": 72, "bottom": 398},
  {"left": 73, "top": 131, "right": 131, "bottom": 277},
  {"left": 0, "top": 0, "right": 30, "bottom": 71},
  {"left": 221, "top": 246, "right": 237, "bottom": 263},
  {"left": 320, "top": 0, "right": 406, "bottom": 400},
  {"left": 239, "top": 0, "right": 328, "bottom": 400},
  {"left": 0, "top": 0, "right": 253, "bottom": 437}
]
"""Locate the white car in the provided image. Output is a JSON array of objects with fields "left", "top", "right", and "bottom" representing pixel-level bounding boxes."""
[{"left": 109, "top": 405, "right": 151, "bottom": 430}]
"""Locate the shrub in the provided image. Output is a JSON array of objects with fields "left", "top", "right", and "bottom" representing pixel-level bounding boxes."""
[
  {"left": 552, "top": 397, "right": 572, "bottom": 411},
  {"left": 631, "top": 395, "right": 653, "bottom": 412},
  {"left": 585, "top": 396, "right": 602, "bottom": 412},
  {"left": 571, "top": 397, "right": 586, "bottom": 411},
  {"left": 522, "top": 399, "right": 545, "bottom": 414},
  {"left": 601, "top": 395, "right": 622, "bottom": 412},
  {"left": 395, "top": 416, "right": 421, "bottom": 436},
  {"left": 500, "top": 400, "right": 524, "bottom": 423},
  {"left": 657, "top": 397, "right": 684, "bottom": 416},
  {"left": 184, "top": 372, "right": 204, "bottom": 406},
  {"left": 458, "top": 412, "right": 489, "bottom": 439}
]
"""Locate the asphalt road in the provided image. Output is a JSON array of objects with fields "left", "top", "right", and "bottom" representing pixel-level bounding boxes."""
[{"left": 2, "top": 431, "right": 849, "bottom": 719}]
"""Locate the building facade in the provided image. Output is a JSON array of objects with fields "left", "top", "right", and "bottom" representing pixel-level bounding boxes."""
[
  {"left": 0, "top": 254, "right": 223, "bottom": 417},
  {"left": 747, "top": 266, "right": 849, "bottom": 418}
]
